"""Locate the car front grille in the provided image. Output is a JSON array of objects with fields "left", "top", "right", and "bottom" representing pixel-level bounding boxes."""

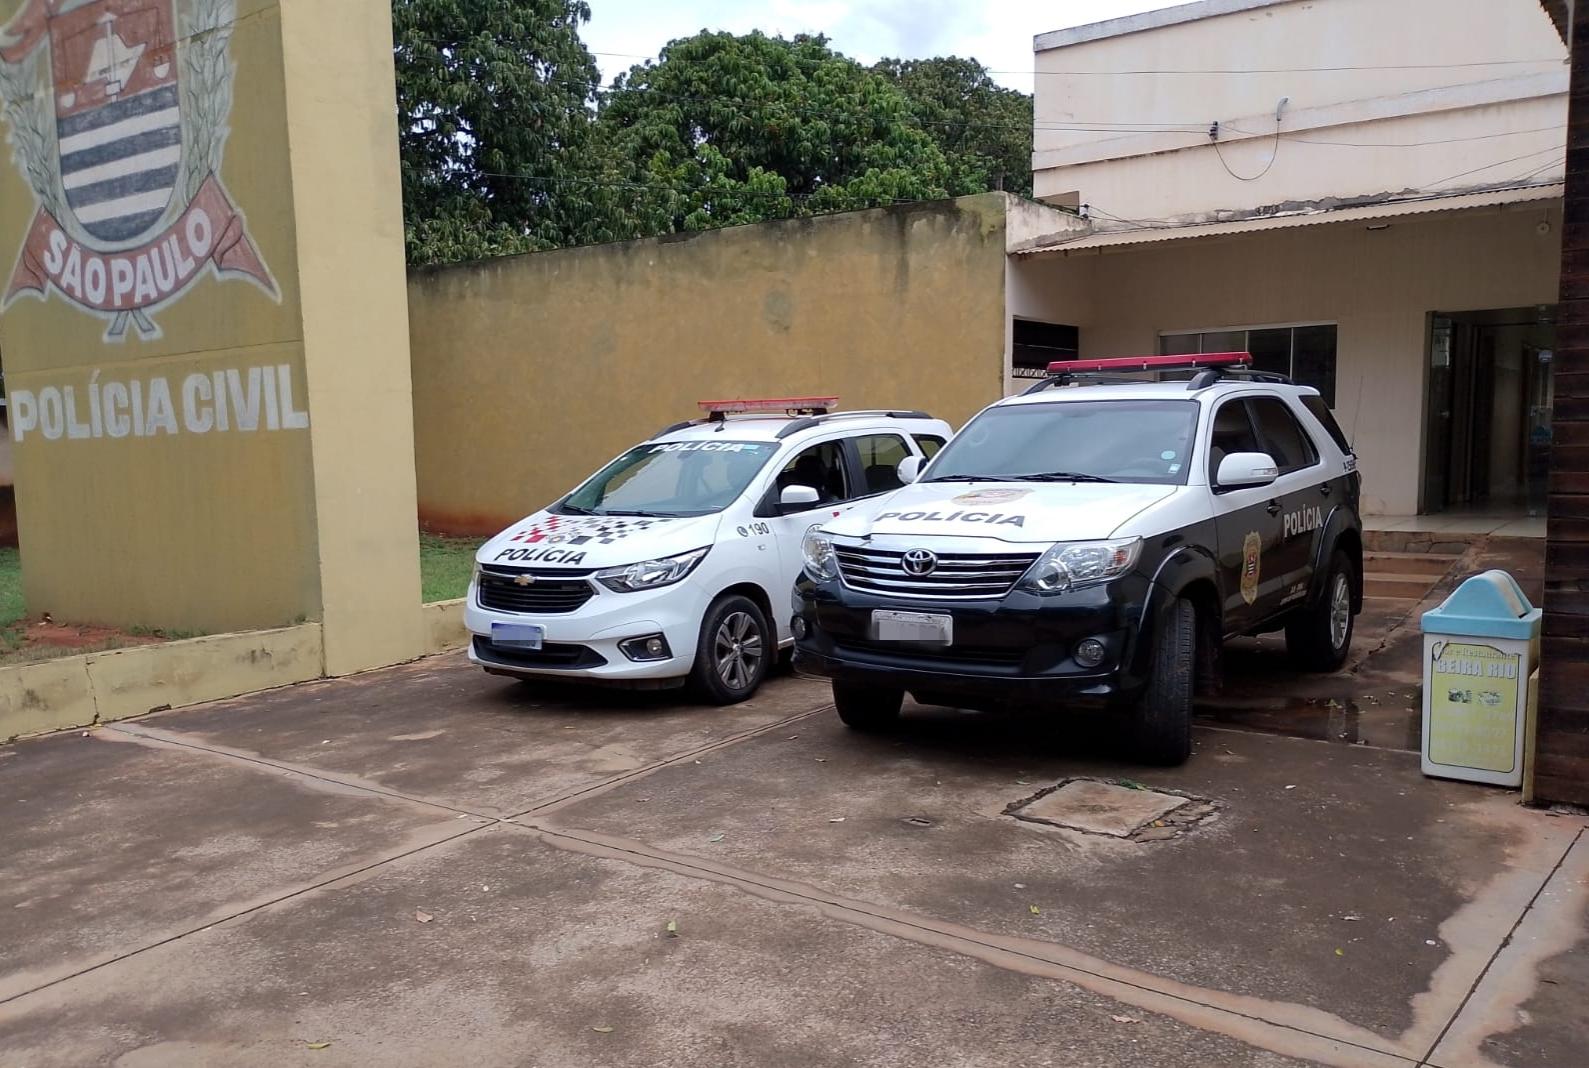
[
  {"left": 473, "top": 636, "right": 607, "bottom": 670},
  {"left": 477, "top": 567, "right": 596, "bottom": 614},
  {"left": 834, "top": 544, "right": 1040, "bottom": 600}
]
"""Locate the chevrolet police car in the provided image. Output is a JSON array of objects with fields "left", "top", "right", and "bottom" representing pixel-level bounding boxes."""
[
  {"left": 791, "top": 354, "right": 1363, "bottom": 765},
  {"left": 467, "top": 399, "right": 953, "bottom": 703}
]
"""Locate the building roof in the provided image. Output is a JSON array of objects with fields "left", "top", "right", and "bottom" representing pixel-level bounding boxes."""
[
  {"left": 1539, "top": 0, "right": 1570, "bottom": 43},
  {"left": 1034, "top": 0, "right": 1295, "bottom": 52},
  {"left": 1014, "top": 183, "right": 1564, "bottom": 256}
]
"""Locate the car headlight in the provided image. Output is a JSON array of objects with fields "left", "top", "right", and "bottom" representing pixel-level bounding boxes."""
[
  {"left": 596, "top": 547, "right": 710, "bottom": 593},
  {"left": 1018, "top": 538, "right": 1141, "bottom": 595},
  {"left": 801, "top": 529, "right": 839, "bottom": 582}
]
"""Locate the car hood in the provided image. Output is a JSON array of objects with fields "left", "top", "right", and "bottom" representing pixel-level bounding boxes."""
[
  {"left": 822, "top": 480, "right": 1178, "bottom": 545},
  {"left": 477, "top": 511, "right": 721, "bottom": 570}
]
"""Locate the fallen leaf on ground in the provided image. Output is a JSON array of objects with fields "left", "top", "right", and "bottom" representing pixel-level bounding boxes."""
[
  {"left": 592, "top": 1025, "right": 614, "bottom": 1034},
  {"left": 709, "top": 833, "right": 725, "bottom": 843},
  {"left": 666, "top": 920, "right": 678, "bottom": 937},
  {"left": 1029, "top": 905, "right": 1041, "bottom": 915},
  {"left": 307, "top": 1042, "right": 332, "bottom": 1050},
  {"left": 1335, "top": 948, "right": 1344, "bottom": 956},
  {"left": 415, "top": 910, "right": 433, "bottom": 923},
  {"left": 1016, "top": 779, "right": 1031, "bottom": 786},
  {"left": 829, "top": 817, "right": 845, "bottom": 823},
  {"left": 1285, "top": 785, "right": 1297, "bottom": 790},
  {"left": 1110, "top": 1015, "right": 1140, "bottom": 1024}
]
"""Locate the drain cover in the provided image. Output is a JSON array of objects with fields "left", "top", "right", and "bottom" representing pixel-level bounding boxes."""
[{"left": 1011, "top": 780, "right": 1189, "bottom": 837}]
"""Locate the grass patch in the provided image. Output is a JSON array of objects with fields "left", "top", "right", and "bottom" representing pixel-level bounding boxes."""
[
  {"left": 421, "top": 533, "right": 481, "bottom": 603},
  {"left": 1, "top": 547, "right": 23, "bottom": 653}
]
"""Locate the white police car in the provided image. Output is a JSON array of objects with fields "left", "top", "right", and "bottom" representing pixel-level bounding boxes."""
[
  {"left": 792, "top": 354, "right": 1364, "bottom": 765},
  {"left": 467, "top": 398, "right": 952, "bottom": 703}
]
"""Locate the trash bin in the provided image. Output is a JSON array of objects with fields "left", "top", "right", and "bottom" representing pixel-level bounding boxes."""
[{"left": 1420, "top": 570, "right": 1541, "bottom": 788}]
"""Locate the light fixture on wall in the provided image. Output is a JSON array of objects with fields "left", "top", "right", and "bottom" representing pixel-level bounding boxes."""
[{"left": 1366, "top": 223, "right": 1390, "bottom": 232}]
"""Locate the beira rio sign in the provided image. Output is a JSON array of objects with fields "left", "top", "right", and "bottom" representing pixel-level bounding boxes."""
[{"left": 0, "top": 0, "right": 277, "bottom": 341}]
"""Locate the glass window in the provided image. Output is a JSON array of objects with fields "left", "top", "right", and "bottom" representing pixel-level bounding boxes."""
[
  {"left": 1299, "top": 394, "right": 1352, "bottom": 455},
  {"left": 1209, "top": 400, "right": 1261, "bottom": 480},
  {"left": 1247, "top": 328, "right": 1291, "bottom": 378},
  {"left": 912, "top": 434, "right": 946, "bottom": 459},
  {"left": 1201, "top": 330, "right": 1246, "bottom": 354},
  {"left": 774, "top": 441, "right": 850, "bottom": 507},
  {"left": 925, "top": 400, "right": 1200, "bottom": 486},
  {"left": 1292, "top": 325, "right": 1338, "bottom": 406},
  {"left": 561, "top": 440, "right": 778, "bottom": 517},
  {"left": 1160, "top": 324, "right": 1337, "bottom": 404},
  {"left": 1160, "top": 333, "right": 1200, "bottom": 356},
  {"left": 1247, "top": 397, "right": 1319, "bottom": 474},
  {"left": 854, "top": 434, "right": 911, "bottom": 494}
]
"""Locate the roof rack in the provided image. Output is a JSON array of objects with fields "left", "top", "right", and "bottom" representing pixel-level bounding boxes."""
[
  {"left": 1028, "top": 352, "right": 1293, "bottom": 394},
  {"left": 775, "top": 409, "right": 934, "bottom": 439},
  {"left": 652, "top": 403, "right": 934, "bottom": 441}
]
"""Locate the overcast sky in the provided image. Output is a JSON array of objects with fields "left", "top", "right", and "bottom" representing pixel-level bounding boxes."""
[{"left": 582, "top": 1, "right": 1172, "bottom": 93}]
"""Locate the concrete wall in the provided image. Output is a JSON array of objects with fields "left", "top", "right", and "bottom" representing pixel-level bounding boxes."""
[
  {"left": 1011, "top": 201, "right": 1563, "bottom": 515},
  {"left": 408, "top": 195, "right": 1013, "bottom": 535},
  {"left": 1033, "top": 0, "right": 1567, "bottom": 221}
]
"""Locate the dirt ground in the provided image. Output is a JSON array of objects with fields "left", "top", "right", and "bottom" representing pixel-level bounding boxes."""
[{"left": 0, "top": 537, "right": 1583, "bottom": 1067}]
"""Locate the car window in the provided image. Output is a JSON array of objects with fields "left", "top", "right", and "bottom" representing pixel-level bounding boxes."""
[
  {"left": 853, "top": 434, "right": 911, "bottom": 494},
  {"left": 774, "top": 440, "right": 850, "bottom": 506},
  {"left": 561, "top": 440, "right": 780, "bottom": 517},
  {"left": 912, "top": 434, "right": 946, "bottom": 460},
  {"left": 1299, "top": 394, "right": 1352, "bottom": 455},
  {"left": 1248, "top": 396, "right": 1319, "bottom": 475},
  {"left": 1209, "top": 400, "right": 1262, "bottom": 480}
]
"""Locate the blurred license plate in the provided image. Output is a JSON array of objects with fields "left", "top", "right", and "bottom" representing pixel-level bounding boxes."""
[
  {"left": 492, "top": 622, "right": 544, "bottom": 650},
  {"left": 872, "top": 610, "right": 952, "bottom": 644}
]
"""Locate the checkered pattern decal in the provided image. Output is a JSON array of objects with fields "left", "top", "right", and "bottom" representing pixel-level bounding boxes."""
[{"left": 510, "top": 515, "right": 667, "bottom": 547}]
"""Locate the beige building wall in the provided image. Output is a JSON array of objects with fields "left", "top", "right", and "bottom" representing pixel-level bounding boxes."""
[
  {"left": 0, "top": 0, "right": 421, "bottom": 672},
  {"left": 1032, "top": 0, "right": 1567, "bottom": 221},
  {"left": 1010, "top": 202, "right": 1564, "bottom": 515},
  {"left": 408, "top": 195, "right": 1015, "bottom": 535}
]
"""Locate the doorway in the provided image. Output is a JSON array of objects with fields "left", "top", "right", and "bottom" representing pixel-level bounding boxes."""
[{"left": 1423, "top": 307, "right": 1555, "bottom": 516}]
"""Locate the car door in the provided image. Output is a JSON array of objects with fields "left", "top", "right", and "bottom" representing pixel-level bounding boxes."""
[
  {"left": 845, "top": 431, "right": 916, "bottom": 500},
  {"left": 759, "top": 437, "right": 861, "bottom": 608},
  {"left": 1245, "top": 395, "right": 1326, "bottom": 615},
  {"left": 1208, "top": 397, "right": 1286, "bottom": 633}
]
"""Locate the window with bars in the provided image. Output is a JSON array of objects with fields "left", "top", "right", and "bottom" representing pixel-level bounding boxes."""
[{"left": 1160, "top": 324, "right": 1337, "bottom": 406}]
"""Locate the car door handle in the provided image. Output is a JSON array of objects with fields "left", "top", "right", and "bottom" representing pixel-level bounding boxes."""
[
  {"left": 1266, "top": 501, "right": 1282, "bottom": 516},
  {"left": 1320, "top": 483, "right": 1332, "bottom": 497}
]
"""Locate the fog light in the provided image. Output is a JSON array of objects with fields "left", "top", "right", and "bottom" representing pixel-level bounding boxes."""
[
  {"left": 792, "top": 616, "right": 809, "bottom": 640},
  {"left": 1075, "top": 638, "right": 1107, "bottom": 668},
  {"left": 620, "top": 634, "right": 672, "bottom": 662}
]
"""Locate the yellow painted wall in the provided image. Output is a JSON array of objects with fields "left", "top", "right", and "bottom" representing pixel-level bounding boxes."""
[
  {"left": 0, "top": 0, "right": 421, "bottom": 672},
  {"left": 408, "top": 195, "right": 1011, "bottom": 534}
]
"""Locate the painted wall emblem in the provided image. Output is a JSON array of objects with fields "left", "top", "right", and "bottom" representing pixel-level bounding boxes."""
[
  {"left": 1241, "top": 530, "right": 1262, "bottom": 606},
  {"left": 0, "top": 0, "right": 277, "bottom": 341}
]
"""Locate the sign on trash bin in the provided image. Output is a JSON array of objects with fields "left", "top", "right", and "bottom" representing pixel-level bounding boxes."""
[{"left": 1420, "top": 570, "right": 1541, "bottom": 789}]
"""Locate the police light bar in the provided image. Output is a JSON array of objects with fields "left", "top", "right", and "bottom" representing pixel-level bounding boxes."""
[
  {"left": 697, "top": 396, "right": 840, "bottom": 416},
  {"left": 1046, "top": 352, "right": 1252, "bottom": 374}
]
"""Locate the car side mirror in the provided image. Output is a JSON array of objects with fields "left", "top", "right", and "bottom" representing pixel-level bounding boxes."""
[
  {"left": 1216, "top": 452, "right": 1280, "bottom": 490},
  {"left": 778, "top": 485, "right": 821, "bottom": 513},
  {"left": 896, "top": 455, "right": 923, "bottom": 485}
]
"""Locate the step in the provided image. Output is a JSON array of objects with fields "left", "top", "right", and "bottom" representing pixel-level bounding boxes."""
[
  {"left": 1363, "top": 530, "right": 1477, "bottom": 555},
  {"left": 1364, "top": 574, "right": 1441, "bottom": 600},
  {"left": 1363, "top": 551, "right": 1460, "bottom": 578}
]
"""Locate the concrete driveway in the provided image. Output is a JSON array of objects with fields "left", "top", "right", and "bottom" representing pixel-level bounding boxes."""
[{"left": 1, "top": 645, "right": 1585, "bottom": 1067}]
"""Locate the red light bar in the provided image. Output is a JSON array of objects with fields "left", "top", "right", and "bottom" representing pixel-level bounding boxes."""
[
  {"left": 697, "top": 396, "right": 839, "bottom": 415},
  {"left": 1046, "top": 352, "right": 1252, "bottom": 374}
]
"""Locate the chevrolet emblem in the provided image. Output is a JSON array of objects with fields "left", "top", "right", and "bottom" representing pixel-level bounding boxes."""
[{"left": 513, "top": 574, "right": 536, "bottom": 587}]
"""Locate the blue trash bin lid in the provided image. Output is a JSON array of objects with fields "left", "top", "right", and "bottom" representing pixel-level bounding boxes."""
[{"left": 1421, "top": 569, "right": 1542, "bottom": 640}]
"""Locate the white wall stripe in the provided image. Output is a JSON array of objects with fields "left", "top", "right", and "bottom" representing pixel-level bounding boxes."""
[
  {"left": 62, "top": 145, "right": 182, "bottom": 190},
  {"left": 58, "top": 108, "right": 181, "bottom": 157},
  {"left": 73, "top": 189, "right": 173, "bottom": 224}
]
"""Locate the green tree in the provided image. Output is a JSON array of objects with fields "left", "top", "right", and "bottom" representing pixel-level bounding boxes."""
[
  {"left": 873, "top": 56, "right": 1034, "bottom": 198},
  {"left": 393, "top": 0, "right": 620, "bottom": 264},
  {"left": 595, "top": 32, "right": 984, "bottom": 235}
]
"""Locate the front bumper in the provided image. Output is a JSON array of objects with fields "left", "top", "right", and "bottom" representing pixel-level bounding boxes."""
[
  {"left": 791, "top": 573, "right": 1159, "bottom": 709},
  {"left": 464, "top": 575, "right": 709, "bottom": 683}
]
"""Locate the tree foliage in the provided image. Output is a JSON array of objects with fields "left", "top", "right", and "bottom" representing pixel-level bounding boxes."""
[{"left": 392, "top": 4, "right": 1036, "bottom": 265}]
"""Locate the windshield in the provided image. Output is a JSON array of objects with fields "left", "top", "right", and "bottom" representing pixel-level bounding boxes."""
[
  {"left": 925, "top": 400, "right": 1200, "bottom": 486},
  {"left": 557, "top": 440, "right": 779, "bottom": 517}
]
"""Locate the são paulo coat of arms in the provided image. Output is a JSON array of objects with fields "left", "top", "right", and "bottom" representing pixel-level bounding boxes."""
[{"left": 0, "top": 0, "right": 277, "bottom": 341}]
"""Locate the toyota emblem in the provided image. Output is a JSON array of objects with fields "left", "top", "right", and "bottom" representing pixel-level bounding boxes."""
[{"left": 901, "top": 549, "right": 938, "bottom": 577}]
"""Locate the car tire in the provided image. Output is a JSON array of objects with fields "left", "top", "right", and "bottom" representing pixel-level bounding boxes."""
[
  {"left": 1285, "top": 550, "right": 1356, "bottom": 673},
  {"left": 689, "top": 594, "right": 772, "bottom": 705},
  {"left": 1124, "top": 597, "right": 1195, "bottom": 766},
  {"left": 833, "top": 682, "right": 904, "bottom": 732}
]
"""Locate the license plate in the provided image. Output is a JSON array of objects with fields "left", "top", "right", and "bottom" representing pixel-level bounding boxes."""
[
  {"left": 491, "top": 622, "right": 545, "bottom": 650},
  {"left": 871, "top": 609, "right": 953, "bottom": 644}
]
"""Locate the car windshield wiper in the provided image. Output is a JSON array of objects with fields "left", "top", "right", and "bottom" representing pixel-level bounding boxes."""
[
  {"left": 557, "top": 503, "right": 593, "bottom": 515},
  {"left": 924, "top": 474, "right": 999, "bottom": 483},
  {"left": 595, "top": 509, "right": 688, "bottom": 518},
  {"left": 1007, "top": 471, "right": 1120, "bottom": 484}
]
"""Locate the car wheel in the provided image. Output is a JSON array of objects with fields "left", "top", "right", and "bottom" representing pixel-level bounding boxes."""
[
  {"left": 1124, "top": 597, "right": 1195, "bottom": 766},
  {"left": 689, "top": 595, "right": 772, "bottom": 705},
  {"left": 833, "top": 682, "right": 904, "bottom": 732},
  {"left": 1285, "top": 550, "right": 1356, "bottom": 673}
]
